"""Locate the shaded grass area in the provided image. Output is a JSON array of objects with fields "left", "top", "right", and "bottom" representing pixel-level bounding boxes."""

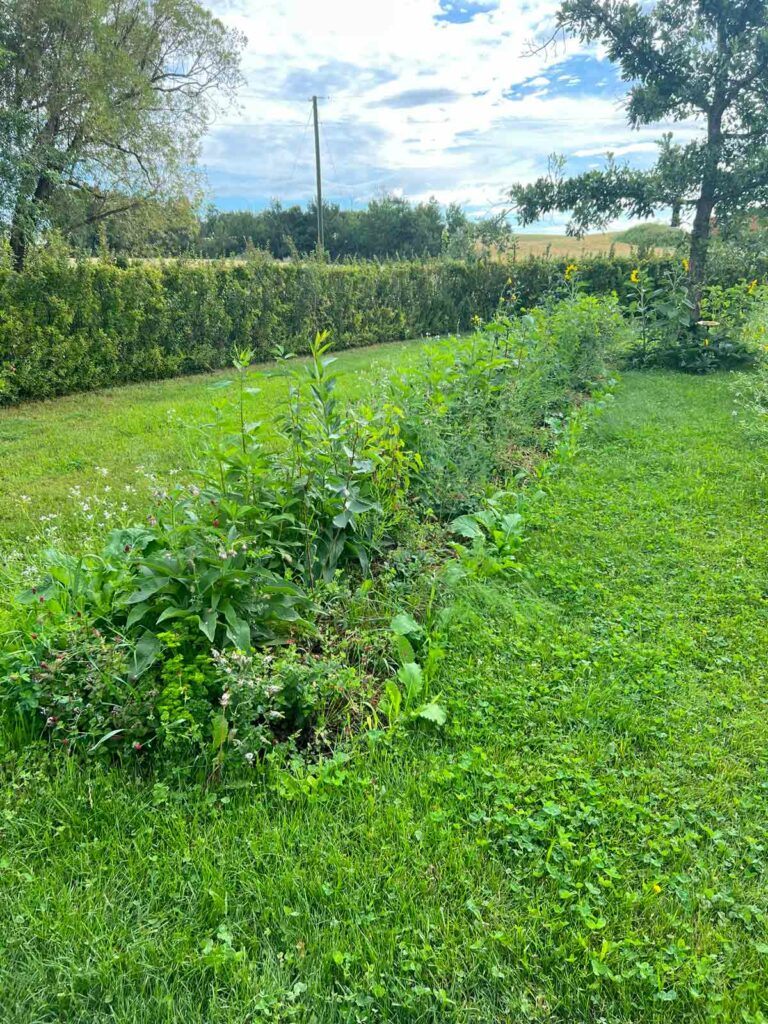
[
  {"left": 0, "top": 336, "right": 438, "bottom": 550},
  {"left": 2, "top": 371, "right": 768, "bottom": 1022}
]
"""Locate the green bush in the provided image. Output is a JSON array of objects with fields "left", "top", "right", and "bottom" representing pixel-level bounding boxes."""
[
  {"left": 0, "top": 252, "right": 678, "bottom": 404},
  {"left": 616, "top": 223, "right": 688, "bottom": 249}
]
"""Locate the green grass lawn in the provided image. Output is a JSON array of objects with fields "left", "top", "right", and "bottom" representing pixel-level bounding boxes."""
[
  {"left": 0, "top": 336, "right": 440, "bottom": 551},
  {"left": 2, "top": 370, "right": 768, "bottom": 1022}
]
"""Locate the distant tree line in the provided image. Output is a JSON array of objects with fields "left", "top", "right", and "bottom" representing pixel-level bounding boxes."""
[{"left": 61, "top": 193, "right": 515, "bottom": 262}]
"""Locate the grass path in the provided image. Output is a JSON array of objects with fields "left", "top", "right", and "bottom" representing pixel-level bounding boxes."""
[{"left": 2, "top": 371, "right": 767, "bottom": 1022}]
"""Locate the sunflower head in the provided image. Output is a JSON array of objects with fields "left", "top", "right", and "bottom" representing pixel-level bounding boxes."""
[
  {"left": 564, "top": 263, "right": 578, "bottom": 282},
  {"left": 682, "top": 257, "right": 690, "bottom": 273},
  {"left": 630, "top": 268, "right": 640, "bottom": 285}
]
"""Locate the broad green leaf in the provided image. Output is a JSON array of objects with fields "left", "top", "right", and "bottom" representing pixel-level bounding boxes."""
[
  {"left": 449, "top": 515, "right": 483, "bottom": 539},
  {"left": 198, "top": 609, "right": 218, "bottom": 642},
  {"left": 125, "top": 602, "right": 150, "bottom": 629},
  {"left": 390, "top": 612, "right": 421, "bottom": 636},
  {"left": 383, "top": 681, "right": 402, "bottom": 721},
  {"left": 125, "top": 577, "right": 171, "bottom": 604},
  {"left": 332, "top": 509, "right": 353, "bottom": 529},
  {"left": 211, "top": 713, "right": 229, "bottom": 753},
  {"left": 156, "top": 605, "right": 193, "bottom": 624},
  {"left": 417, "top": 703, "right": 447, "bottom": 726},
  {"left": 398, "top": 662, "right": 423, "bottom": 704},
  {"left": 129, "top": 631, "right": 161, "bottom": 680},
  {"left": 395, "top": 635, "right": 416, "bottom": 666}
]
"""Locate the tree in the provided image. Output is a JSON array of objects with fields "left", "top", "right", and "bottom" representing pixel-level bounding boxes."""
[
  {"left": 441, "top": 203, "right": 517, "bottom": 260},
  {"left": 509, "top": 0, "right": 768, "bottom": 308},
  {"left": 60, "top": 193, "right": 201, "bottom": 255},
  {"left": 0, "top": 0, "right": 244, "bottom": 268}
]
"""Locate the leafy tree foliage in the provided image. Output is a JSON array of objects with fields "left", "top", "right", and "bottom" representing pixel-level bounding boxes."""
[
  {"left": 509, "top": 0, "right": 768, "bottom": 305},
  {"left": 0, "top": 0, "right": 244, "bottom": 268},
  {"left": 56, "top": 193, "right": 201, "bottom": 256},
  {"left": 198, "top": 195, "right": 447, "bottom": 261},
  {"left": 85, "top": 194, "right": 512, "bottom": 262}
]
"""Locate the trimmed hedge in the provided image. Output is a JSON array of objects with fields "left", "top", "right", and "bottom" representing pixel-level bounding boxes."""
[{"left": 0, "top": 253, "right": 685, "bottom": 404}]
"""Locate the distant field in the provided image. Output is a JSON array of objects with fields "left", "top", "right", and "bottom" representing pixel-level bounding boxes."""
[{"left": 512, "top": 231, "right": 644, "bottom": 258}]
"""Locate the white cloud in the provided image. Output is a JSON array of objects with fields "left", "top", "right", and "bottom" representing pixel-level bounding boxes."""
[
  {"left": 201, "top": 0, "right": 705, "bottom": 222},
  {"left": 573, "top": 141, "right": 661, "bottom": 158}
]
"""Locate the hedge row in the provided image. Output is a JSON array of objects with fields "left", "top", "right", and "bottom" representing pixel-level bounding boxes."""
[{"left": 0, "top": 253, "right": 689, "bottom": 404}]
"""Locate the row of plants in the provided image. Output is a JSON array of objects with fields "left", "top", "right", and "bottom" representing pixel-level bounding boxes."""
[
  {"left": 0, "top": 248, "right": 708, "bottom": 405},
  {"left": 0, "top": 293, "right": 627, "bottom": 768}
]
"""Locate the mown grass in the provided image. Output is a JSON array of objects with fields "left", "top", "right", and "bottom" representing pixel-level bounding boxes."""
[
  {"left": 0, "top": 336, "right": 440, "bottom": 551},
  {"left": 1, "top": 370, "right": 767, "bottom": 1022}
]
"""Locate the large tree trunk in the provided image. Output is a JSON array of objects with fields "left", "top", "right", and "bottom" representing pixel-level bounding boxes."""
[
  {"left": 9, "top": 172, "right": 55, "bottom": 271},
  {"left": 9, "top": 208, "right": 29, "bottom": 272},
  {"left": 688, "top": 190, "right": 715, "bottom": 318},
  {"left": 687, "top": 105, "right": 723, "bottom": 320}
]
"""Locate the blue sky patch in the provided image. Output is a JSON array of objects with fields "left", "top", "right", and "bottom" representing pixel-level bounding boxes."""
[
  {"left": 201, "top": 0, "right": 700, "bottom": 232},
  {"left": 503, "top": 54, "right": 626, "bottom": 102},
  {"left": 434, "top": 0, "right": 499, "bottom": 24}
]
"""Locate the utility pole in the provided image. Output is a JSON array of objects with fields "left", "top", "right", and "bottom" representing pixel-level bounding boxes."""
[{"left": 312, "top": 95, "right": 324, "bottom": 252}]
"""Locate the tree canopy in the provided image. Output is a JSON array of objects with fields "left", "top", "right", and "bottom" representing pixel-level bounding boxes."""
[
  {"left": 509, "top": 0, "right": 768, "bottom": 300},
  {"left": 0, "top": 0, "right": 244, "bottom": 268}
]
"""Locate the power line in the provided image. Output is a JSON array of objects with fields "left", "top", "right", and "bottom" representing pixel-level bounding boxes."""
[{"left": 282, "top": 106, "right": 314, "bottom": 197}]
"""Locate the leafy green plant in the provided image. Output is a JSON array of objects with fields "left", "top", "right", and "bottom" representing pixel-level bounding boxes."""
[
  {"left": 380, "top": 610, "right": 447, "bottom": 729},
  {"left": 625, "top": 262, "right": 764, "bottom": 371},
  {"left": 213, "top": 646, "right": 364, "bottom": 763},
  {"left": 448, "top": 490, "right": 530, "bottom": 580}
]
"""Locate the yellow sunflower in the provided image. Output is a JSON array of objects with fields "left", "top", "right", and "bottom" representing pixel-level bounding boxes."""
[
  {"left": 682, "top": 257, "right": 690, "bottom": 273},
  {"left": 564, "top": 263, "right": 578, "bottom": 282},
  {"left": 630, "top": 268, "right": 640, "bottom": 284}
]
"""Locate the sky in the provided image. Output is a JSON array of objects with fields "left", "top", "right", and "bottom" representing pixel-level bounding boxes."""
[{"left": 202, "top": 0, "right": 700, "bottom": 232}]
